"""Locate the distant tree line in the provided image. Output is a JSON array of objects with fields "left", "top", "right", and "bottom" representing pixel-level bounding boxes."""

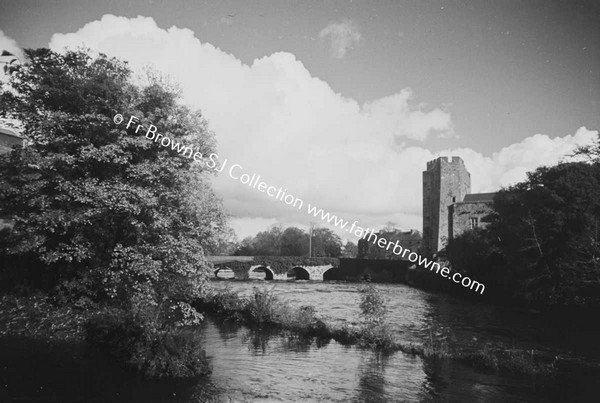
[{"left": 225, "top": 225, "right": 357, "bottom": 258}]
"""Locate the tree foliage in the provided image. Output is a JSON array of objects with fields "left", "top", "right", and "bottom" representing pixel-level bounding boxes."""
[
  {"left": 492, "top": 162, "right": 600, "bottom": 305},
  {"left": 251, "top": 225, "right": 284, "bottom": 256},
  {"left": 233, "top": 225, "right": 343, "bottom": 257},
  {"left": 0, "top": 48, "right": 230, "bottom": 306},
  {"left": 358, "top": 229, "right": 422, "bottom": 259},
  {"left": 342, "top": 241, "right": 358, "bottom": 258},
  {"left": 448, "top": 159, "right": 600, "bottom": 306},
  {"left": 281, "top": 226, "right": 309, "bottom": 256},
  {"left": 311, "top": 227, "right": 342, "bottom": 257}
]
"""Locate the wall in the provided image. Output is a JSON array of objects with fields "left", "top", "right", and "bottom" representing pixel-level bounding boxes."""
[
  {"left": 448, "top": 201, "right": 495, "bottom": 240},
  {"left": 422, "top": 156, "right": 471, "bottom": 256},
  {"left": 325, "top": 258, "right": 410, "bottom": 283}
]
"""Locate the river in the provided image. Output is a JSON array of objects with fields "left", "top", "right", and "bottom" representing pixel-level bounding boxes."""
[{"left": 1, "top": 280, "right": 598, "bottom": 402}]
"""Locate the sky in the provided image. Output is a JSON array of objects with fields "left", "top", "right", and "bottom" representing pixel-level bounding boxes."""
[{"left": 1, "top": 0, "right": 599, "bottom": 240}]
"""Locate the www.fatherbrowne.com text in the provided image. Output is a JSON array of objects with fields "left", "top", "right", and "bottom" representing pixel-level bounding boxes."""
[{"left": 115, "top": 113, "right": 485, "bottom": 294}]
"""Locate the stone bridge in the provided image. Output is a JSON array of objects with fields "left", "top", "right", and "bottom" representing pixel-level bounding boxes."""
[{"left": 206, "top": 256, "right": 339, "bottom": 281}]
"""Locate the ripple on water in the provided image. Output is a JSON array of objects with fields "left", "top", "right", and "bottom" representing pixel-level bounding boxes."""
[
  {"left": 205, "top": 281, "right": 600, "bottom": 401},
  {"left": 199, "top": 318, "right": 429, "bottom": 402}
]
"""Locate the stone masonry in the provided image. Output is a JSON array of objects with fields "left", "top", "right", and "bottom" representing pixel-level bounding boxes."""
[{"left": 422, "top": 156, "right": 495, "bottom": 257}]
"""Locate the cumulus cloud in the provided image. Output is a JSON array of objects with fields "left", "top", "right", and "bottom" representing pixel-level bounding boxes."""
[
  {"left": 0, "top": 29, "right": 24, "bottom": 74},
  {"left": 452, "top": 127, "right": 598, "bottom": 193},
  {"left": 319, "top": 18, "right": 362, "bottom": 59},
  {"left": 47, "top": 15, "right": 598, "bottom": 239}
]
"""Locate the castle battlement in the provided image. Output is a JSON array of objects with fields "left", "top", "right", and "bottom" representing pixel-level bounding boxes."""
[{"left": 425, "top": 156, "right": 465, "bottom": 170}]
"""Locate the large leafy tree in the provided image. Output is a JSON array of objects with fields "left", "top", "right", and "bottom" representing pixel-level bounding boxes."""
[
  {"left": 449, "top": 158, "right": 600, "bottom": 306},
  {"left": 281, "top": 226, "right": 309, "bottom": 256},
  {"left": 311, "top": 227, "right": 342, "bottom": 257},
  {"left": 251, "top": 225, "right": 284, "bottom": 256},
  {"left": 490, "top": 162, "right": 600, "bottom": 305},
  {"left": 0, "top": 48, "right": 229, "bottom": 305}
]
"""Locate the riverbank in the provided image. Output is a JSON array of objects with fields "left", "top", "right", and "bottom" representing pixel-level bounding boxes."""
[
  {"left": 3, "top": 286, "right": 599, "bottom": 393},
  {"left": 193, "top": 286, "right": 565, "bottom": 380},
  {"left": 0, "top": 290, "right": 558, "bottom": 380}
]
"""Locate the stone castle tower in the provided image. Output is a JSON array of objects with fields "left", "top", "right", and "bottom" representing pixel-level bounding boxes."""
[{"left": 422, "top": 156, "right": 471, "bottom": 257}]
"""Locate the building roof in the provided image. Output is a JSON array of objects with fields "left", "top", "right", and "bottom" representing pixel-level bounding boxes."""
[{"left": 462, "top": 192, "right": 496, "bottom": 203}]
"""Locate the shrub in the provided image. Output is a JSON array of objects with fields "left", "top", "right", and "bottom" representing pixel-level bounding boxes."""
[
  {"left": 356, "top": 283, "right": 396, "bottom": 350},
  {"left": 128, "top": 327, "right": 209, "bottom": 379},
  {"left": 85, "top": 304, "right": 209, "bottom": 379},
  {"left": 358, "top": 283, "right": 387, "bottom": 324},
  {"left": 247, "top": 287, "right": 279, "bottom": 323},
  {"left": 209, "top": 288, "right": 248, "bottom": 321}
]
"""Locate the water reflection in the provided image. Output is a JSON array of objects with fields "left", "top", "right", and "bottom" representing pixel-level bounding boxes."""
[
  {"left": 355, "top": 351, "right": 388, "bottom": 402},
  {"left": 215, "top": 319, "right": 240, "bottom": 342},
  {"left": 197, "top": 318, "right": 430, "bottom": 401}
]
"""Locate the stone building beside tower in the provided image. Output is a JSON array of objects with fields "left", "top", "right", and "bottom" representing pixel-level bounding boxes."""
[{"left": 422, "top": 156, "right": 495, "bottom": 257}]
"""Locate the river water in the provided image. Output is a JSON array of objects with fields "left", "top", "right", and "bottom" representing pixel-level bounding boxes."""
[{"left": 1, "top": 280, "right": 599, "bottom": 402}]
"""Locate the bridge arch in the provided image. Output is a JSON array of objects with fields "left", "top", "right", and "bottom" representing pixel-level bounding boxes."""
[
  {"left": 249, "top": 265, "right": 274, "bottom": 280},
  {"left": 287, "top": 266, "right": 310, "bottom": 280},
  {"left": 322, "top": 266, "right": 336, "bottom": 280},
  {"left": 214, "top": 266, "right": 237, "bottom": 279}
]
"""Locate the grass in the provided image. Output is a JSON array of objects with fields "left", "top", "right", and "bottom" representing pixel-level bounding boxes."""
[{"left": 195, "top": 287, "right": 330, "bottom": 338}]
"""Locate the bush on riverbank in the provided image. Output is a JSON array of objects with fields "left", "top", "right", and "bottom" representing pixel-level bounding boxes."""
[
  {"left": 85, "top": 302, "right": 210, "bottom": 379},
  {"left": 196, "top": 287, "right": 329, "bottom": 337},
  {"left": 0, "top": 292, "right": 211, "bottom": 379},
  {"left": 356, "top": 283, "right": 396, "bottom": 350}
]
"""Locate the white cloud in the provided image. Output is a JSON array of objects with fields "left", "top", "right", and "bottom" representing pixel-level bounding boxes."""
[
  {"left": 0, "top": 29, "right": 25, "bottom": 75},
  {"left": 319, "top": 18, "right": 362, "bottom": 59},
  {"left": 451, "top": 127, "right": 598, "bottom": 193},
  {"left": 47, "top": 15, "right": 598, "bottom": 240}
]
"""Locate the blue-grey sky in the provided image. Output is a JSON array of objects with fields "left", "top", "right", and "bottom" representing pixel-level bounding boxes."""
[{"left": 0, "top": 0, "right": 598, "bottom": 238}]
